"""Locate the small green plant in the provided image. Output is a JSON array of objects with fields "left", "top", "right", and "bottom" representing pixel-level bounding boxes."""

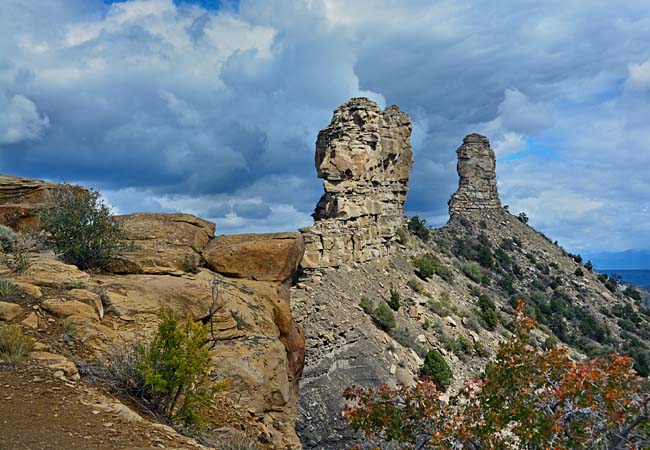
[
  {"left": 422, "top": 318, "right": 431, "bottom": 330},
  {"left": 407, "top": 216, "right": 430, "bottom": 241},
  {"left": 96, "top": 309, "right": 226, "bottom": 430},
  {"left": 420, "top": 348, "right": 452, "bottom": 389},
  {"left": 478, "top": 293, "right": 498, "bottom": 331},
  {"left": 396, "top": 227, "right": 409, "bottom": 244},
  {"left": 624, "top": 286, "right": 642, "bottom": 301},
  {"left": 3, "top": 241, "right": 31, "bottom": 274},
  {"left": 0, "top": 279, "right": 22, "bottom": 300},
  {"left": 0, "top": 324, "right": 35, "bottom": 365},
  {"left": 574, "top": 267, "right": 585, "bottom": 277},
  {"left": 372, "top": 301, "right": 397, "bottom": 332},
  {"left": 463, "top": 262, "right": 491, "bottom": 285},
  {"left": 387, "top": 288, "right": 401, "bottom": 311},
  {"left": 182, "top": 252, "right": 200, "bottom": 274},
  {"left": 413, "top": 253, "right": 454, "bottom": 282},
  {"left": 359, "top": 296, "right": 374, "bottom": 314},
  {"left": 406, "top": 278, "right": 423, "bottom": 293},
  {"left": 39, "top": 185, "right": 125, "bottom": 270},
  {"left": 0, "top": 225, "right": 19, "bottom": 252}
]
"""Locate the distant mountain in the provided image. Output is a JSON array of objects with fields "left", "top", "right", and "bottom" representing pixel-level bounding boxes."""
[{"left": 585, "top": 250, "right": 650, "bottom": 270}]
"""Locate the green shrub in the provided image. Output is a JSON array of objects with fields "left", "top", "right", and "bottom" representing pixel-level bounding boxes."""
[
  {"left": 428, "top": 299, "right": 449, "bottom": 317},
  {"left": 463, "top": 262, "right": 491, "bottom": 285},
  {"left": 0, "top": 225, "right": 18, "bottom": 252},
  {"left": 396, "top": 227, "right": 409, "bottom": 244},
  {"left": 478, "top": 293, "right": 498, "bottom": 331},
  {"left": 0, "top": 324, "right": 35, "bottom": 365},
  {"left": 624, "top": 286, "right": 642, "bottom": 301},
  {"left": 96, "top": 309, "right": 226, "bottom": 430},
  {"left": 413, "top": 253, "right": 454, "bottom": 282},
  {"left": 39, "top": 185, "right": 125, "bottom": 270},
  {"left": 0, "top": 279, "right": 22, "bottom": 300},
  {"left": 360, "top": 296, "right": 374, "bottom": 314},
  {"left": 422, "top": 318, "right": 431, "bottom": 330},
  {"left": 574, "top": 267, "right": 584, "bottom": 277},
  {"left": 387, "top": 288, "right": 400, "bottom": 311},
  {"left": 3, "top": 241, "right": 31, "bottom": 274},
  {"left": 543, "top": 335, "right": 559, "bottom": 350},
  {"left": 372, "top": 301, "right": 397, "bottom": 332},
  {"left": 406, "top": 278, "right": 423, "bottom": 293},
  {"left": 420, "top": 349, "right": 452, "bottom": 389},
  {"left": 407, "top": 216, "right": 430, "bottom": 241}
]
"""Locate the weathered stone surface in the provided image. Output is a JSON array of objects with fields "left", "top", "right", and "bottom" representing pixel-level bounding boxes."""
[
  {"left": 0, "top": 174, "right": 84, "bottom": 230},
  {"left": 448, "top": 133, "right": 501, "bottom": 216},
  {"left": 203, "top": 232, "right": 304, "bottom": 282},
  {"left": 0, "top": 301, "right": 22, "bottom": 321},
  {"left": 41, "top": 298, "right": 99, "bottom": 321},
  {"left": 301, "top": 97, "right": 413, "bottom": 268},
  {"left": 105, "top": 213, "right": 215, "bottom": 276},
  {"left": 16, "top": 252, "right": 90, "bottom": 288},
  {"left": 94, "top": 272, "right": 215, "bottom": 321}
]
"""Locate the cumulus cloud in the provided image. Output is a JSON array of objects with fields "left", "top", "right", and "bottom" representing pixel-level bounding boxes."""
[
  {"left": 0, "top": 93, "right": 49, "bottom": 144},
  {"left": 1, "top": 0, "right": 650, "bottom": 259}
]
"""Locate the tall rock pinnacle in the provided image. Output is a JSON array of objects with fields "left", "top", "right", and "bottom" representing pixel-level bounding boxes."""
[
  {"left": 301, "top": 97, "right": 413, "bottom": 268},
  {"left": 448, "top": 133, "right": 501, "bottom": 216}
]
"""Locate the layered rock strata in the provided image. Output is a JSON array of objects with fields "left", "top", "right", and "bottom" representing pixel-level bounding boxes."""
[
  {"left": 448, "top": 133, "right": 501, "bottom": 216},
  {"left": 0, "top": 174, "right": 83, "bottom": 230},
  {"left": 301, "top": 97, "right": 413, "bottom": 268}
]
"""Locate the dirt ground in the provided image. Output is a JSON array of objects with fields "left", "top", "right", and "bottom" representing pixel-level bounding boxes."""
[{"left": 0, "top": 362, "right": 204, "bottom": 450}]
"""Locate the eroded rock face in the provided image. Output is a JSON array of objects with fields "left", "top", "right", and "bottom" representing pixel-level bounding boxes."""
[
  {"left": 301, "top": 97, "right": 413, "bottom": 268},
  {"left": 448, "top": 133, "right": 501, "bottom": 216},
  {"left": 105, "top": 213, "right": 215, "bottom": 276},
  {"left": 0, "top": 174, "right": 83, "bottom": 230}
]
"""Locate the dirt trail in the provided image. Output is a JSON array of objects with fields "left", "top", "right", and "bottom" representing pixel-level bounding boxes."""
[{"left": 0, "top": 362, "right": 204, "bottom": 450}]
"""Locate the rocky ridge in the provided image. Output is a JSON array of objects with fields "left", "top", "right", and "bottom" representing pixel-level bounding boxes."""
[
  {"left": 301, "top": 97, "right": 413, "bottom": 268},
  {"left": 292, "top": 113, "right": 650, "bottom": 448}
]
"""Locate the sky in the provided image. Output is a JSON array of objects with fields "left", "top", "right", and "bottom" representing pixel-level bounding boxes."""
[{"left": 1, "top": 0, "right": 650, "bottom": 268}]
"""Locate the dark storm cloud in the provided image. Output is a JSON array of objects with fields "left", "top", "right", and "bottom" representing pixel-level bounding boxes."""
[{"left": 1, "top": 0, "right": 650, "bottom": 257}]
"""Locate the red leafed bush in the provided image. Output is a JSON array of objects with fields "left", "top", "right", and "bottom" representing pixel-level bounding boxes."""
[{"left": 344, "top": 301, "right": 650, "bottom": 449}]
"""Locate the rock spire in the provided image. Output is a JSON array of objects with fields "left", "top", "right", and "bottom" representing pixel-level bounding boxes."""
[
  {"left": 448, "top": 133, "right": 501, "bottom": 216},
  {"left": 301, "top": 97, "right": 413, "bottom": 268}
]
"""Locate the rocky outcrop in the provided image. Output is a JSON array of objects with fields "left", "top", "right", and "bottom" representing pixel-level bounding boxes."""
[
  {"left": 448, "top": 133, "right": 501, "bottom": 216},
  {"left": 105, "top": 213, "right": 215, "bottom": 276},
  {"left": 0, "top": 174, "right": 306, "bottom": 449},
  {"left": 301, "top": 97, "right": 413, "bottom": 268},
  {"left": 204, "top": 232, "right": 305, "bottom": 282},
  {"left": 0, "top": 174, "right": 86, "bottom": 231}
]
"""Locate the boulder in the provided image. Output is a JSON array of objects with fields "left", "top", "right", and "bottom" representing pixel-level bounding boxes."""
[
  {"left": 0, "top": 301, "right": 22, "bottom": 321},
  {"left": 203, "top": 232, "right": 304, "bottom": 282},
  {"left": 41, "top": 298, "right": 98, "bottom": 321},
  {"left": 105, "top": 213, "right": 215, "bottom": 276}
]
